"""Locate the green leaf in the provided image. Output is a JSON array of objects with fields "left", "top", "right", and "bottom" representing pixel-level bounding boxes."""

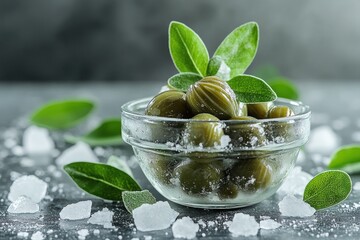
[
  {"left": 303, "top": 170, "right": 352, "bottom": 210},
  {"left": 167, "top": 72, "right": 202, "bottom": 92},
  {"left": 107, "top": 155, "right": 133, "bottom": 178},
  {"left": 253, "top": 65, "right": 279, "bottom": 80},
  {"left": 213, "top": 22, "right": 259, "bottom": 78},
  {"left": 227, "top": 75, "right": 277, "bottom": 103},
  {"left": 267, "top": 78, "right": 299, "bottom": 100},
  {"left": 64, "top": 162, "right": 141, "bottom": 201},
  {"left": 65, "top": 118, "right": 122, "bottom": 146},
  {"left": 328, "top": 145, "right": 360, "bottom": 174},
  {"left": 122, "top": 190, "right": 156, "bottom": 214},
  {"left": 169, "top": 21, "right": 209, "bottom": 76},
  {"left": 206, "top": 56, "right": 231, "bottom": 80},
  {"left": 30, "top": 99, "right": 95, "bottom": 130}
]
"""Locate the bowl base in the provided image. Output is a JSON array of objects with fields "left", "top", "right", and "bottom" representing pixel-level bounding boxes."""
[{"left": 168, "top": 199, "right": 258, "bottom": 209}]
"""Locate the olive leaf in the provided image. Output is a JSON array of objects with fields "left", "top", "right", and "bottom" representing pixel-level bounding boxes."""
[
  {"left": 167, "top": 72, "right": 202, "bottom": 92},
  {"left": 30, "top": 99, "right": 95, "bottom": 130},
  {"left": 64, "top": 162, "right": 141, "bottom": 201},
  {"left": 268, "top": 78, "right": 299, "bottom": 100},
  {"left": 213, "top": 22, "right": 259, "bottom": 79},
  {"left": 65, "top": 118, "right": 122, "bottom": 146},
  {"left": 206, "top": 56, "right": 231, "bottom": 80},
  {"left": 169, "top": 21, "right": 209, "bottom": 76},
  {"left": 328, "top": 145, "right": 360, "bottom": 174},
  {"left": 122, "top": 190, "right": 156, "bottom": 214},
  {"left": 303, "top": 170, "right": 352, "bottom": 210},
  {"left": 227, "top": 75, "right": 277, "bottom": 103},
  {"left": 107, "top": 155, "right": 133, "bottom": 177}
]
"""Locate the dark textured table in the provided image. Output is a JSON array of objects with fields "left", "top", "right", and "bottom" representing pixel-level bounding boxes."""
[{"left": 0, "top": 81, "right": 360, "bottom": 240}]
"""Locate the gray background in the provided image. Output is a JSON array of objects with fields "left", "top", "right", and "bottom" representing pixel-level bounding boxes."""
[{"left": 1, "top": 0, "right": 360, "bottom": 81}]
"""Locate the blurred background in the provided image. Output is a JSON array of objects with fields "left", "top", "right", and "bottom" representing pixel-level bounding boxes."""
[{"left": 1, "top": 0, "right": 360, "bottom": 82}]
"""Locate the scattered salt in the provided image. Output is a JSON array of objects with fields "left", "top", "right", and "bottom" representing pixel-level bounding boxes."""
[
  {"left": 23, "top": 126, "right": 54, "bottom": 155},
  {"left": 31, "top": 231, "right": 44, "bottom": 240},
  {"left": 8, "top": 175, "right": 48, "bottom": 203},
  {"left": 133, "top": 201, "right": 179, "bottom": 231},
  {"left": 77, "top": 229, "right": 89, "bottom": 240},
  {"left": 278, "top": 195, "right": 315, "bottom": 217},
  {"left": 172, "top": 217, "right": 199, "bottom": 239},
  {"left": 17, "top": 232, "right": 29, "bottom": 238},
  {"left": 88, "top": 208, "right": 114, "bottom": 229},
  {"left": 228, "top": 213, "right": 259, "bottom": 237},
  {"left": 60, "top": 200, "right": 92, "bottom": 220},
  {"left": 260, "top": 219, "right": 281, "bottom": 230},
  {"left": 306, "top": 126, "right": 340, "bottom": 155},
  {"left": 277, "top": 167, "right": 312, "bottom": 196},
  {"left": 7, "top": 196, "right": 39, "bottom": 214},
  {"left": 93, "top": 229, "right": 100, "bottom": 235},
  {"left": 56, "top": 142, "right": 99, "bottom": 166},
  {"left": 353, "top": 182, "right": 360, "bottom": 191}
]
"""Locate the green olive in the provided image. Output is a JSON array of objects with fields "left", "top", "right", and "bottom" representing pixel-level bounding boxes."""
[
  {"left": 184, "top": 113, "right": 224, "bottom": 148},
  {"left": 145, "top": 90, "right": 191, "bottom": 118},
  {"left": 186, "top": 76, "right": 238, "bottom": 120},
  {"left": 218, "top": 179, "right": 239, "bottom": 199},
  {"left": 175, "top": 161, "right": 222, "bottom": 195},
  {"left": 247, "top": 102, "right": 273, "bottom": 119},
  {"left": 230, "top": 159, "right": 271, "bottom": 191},
  {"left": 226, "top": 116, "right": 266, "bottom": 148},
  {"left": 267, "top": 106, "right": 294, "bottom": 118},
  {"left": 149, "top": 153, "right": 180, "bottom": 184}
]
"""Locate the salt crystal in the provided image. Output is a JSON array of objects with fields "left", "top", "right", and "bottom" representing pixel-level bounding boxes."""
[
  {"left": 47, "top": 230, "right": 53, "bottom": 234},
  {"left": 23, "top": 126, "right": 55, "bottom": 155},
  {"left": 260, "top": 219, "right": 281, "bottom": 230},
  {"left": 93, "top": 229, "right": 100, "bottom": 235},
  {"left": 278, "top": 195, "right": 315, "bottom": 217},
  {"left": 77, "top": 229, "right": 89, "bottom": 240},
  {"left": 353, "top": 182, "right": 360, "bottom": 191},
  {"left": 56, "top": 142, "right": 99, "bottom": 166},
  {"left": 7, "top": 196, "right": 39, "bottom": 214},
  {"left": 296, "top": 149, "right": 306, "bottom": 163},
  {"left": 8, "top": 175, "right": 48, "bottom": 203},
  {"left": 17, "top": 232, "right": 29, "bottom": 238},
  {"left": 306, "top": 126, "right": 340, "bottom": 155},
  {"left": 172, "top": 217, "right": 199, "bottom": 239},
  {"left": 197, "top": 219, "right": 206, "bottom": 228},
  {"left": 88, "top": 208, "right": 114, "bottom": 229},
  {"left": 228, "top": 213, "right": 259, "bottom": 237},
  {"left": 60, "top": 200, "right": 92, "bottom": 220},
  {"left": 133, "top": 201, "right": 179, "bottom": 231},
  {"left": 144, "top": 236, "right": 152, "bottom": 240},
  {"left": 277, "top": 167, "right": 312, "bottom": 196},
  {"left": 31, "top": 231, "right": 44, "bottom": 240},
  {"left": 10, "top": 171, "right": 22, "bottom": 181}
]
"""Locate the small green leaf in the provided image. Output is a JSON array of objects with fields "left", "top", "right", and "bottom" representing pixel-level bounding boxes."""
[
  {"left": 169, "top": 21, "right": 209, "bottom": 76},
  {"left": 30, "top": 99, "right": 95, "bottom": 130},
  {"left": 65, "top": 118, "right": 122, "bottom": 146},
  {"left": 107, "top": 155, "right": 133, "bottom": 177},
  {"left": 328, "top": 145, "right": 360, "bottom": 174},
  {"left": 167, "top": 72, "right": 202, "bottom": 92},
  {"left": 64, "top": 162, "right": 141, "bottom": 201},
  {"left": 253, "top": 65, "right": 279, "bottom": 80},
  {"left": 227, "top": 75, "right": 277, "bottom": 103},
  {"left": 303, "top": 170, "right": 352, "bottom": 210},
  {"left": 122, "top": 190, "right": 156, "bottom": 214},
  {"left": 206, "top": 56, "right": 231, "bottom": 80},
  {"left": 213, "top": 22, "right": 259, "bottom": 79},
  {"left": 268, "top": 78, "right": 299, "bottom": 100}
]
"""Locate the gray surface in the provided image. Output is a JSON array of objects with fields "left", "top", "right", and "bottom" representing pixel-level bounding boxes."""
[
  {"left": 1, "top": 0, "right": 360, "bottom": 81},
  {"left": 0, "top": 81, "right": 360, "bottom": 239}
]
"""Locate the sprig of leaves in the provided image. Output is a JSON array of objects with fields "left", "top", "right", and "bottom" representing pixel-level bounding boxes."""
[
  {"left": 122, "top": 190, "right": 156, "bottom": 214},
  {"left": 30, "top": 99, "right": 95, "bottom": 130},
  {"left": 303, "top": 170, "right": 352, "bottom": 210}
]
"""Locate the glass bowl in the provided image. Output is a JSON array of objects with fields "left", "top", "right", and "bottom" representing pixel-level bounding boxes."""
[{"left": 121, "top": 97, "right": 311, "bottom": 209}]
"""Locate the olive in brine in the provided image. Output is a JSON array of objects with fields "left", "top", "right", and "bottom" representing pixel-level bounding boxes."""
[
  {"left": 226, "top": 116, "right": 266, "bottom": 148},
  {"left": 184, "top": 113, "right": 224, "bottom": 148},
  {"left": 175, "top": 161, "right": 222, "bottom": 195},
  {"left": 267, "top": 106, "right": 294, "bottom": 118},
  {"left": 247, "top": 102, "right": 273, "bottom": 119},
  {"left": 186, "top": 76, "right": 238, "bottom": 120},
  {"left": 230, "top": 159, "right": 271, "bottom": 191},
  {"left": 145, "top": 90, "right": 191, "bottom": 118},
  {"left": 218, "top": 179, "right": 239, "bottom": 199},
  {"left": 150, "top": 154, "right": 180, "bottom": 184}
]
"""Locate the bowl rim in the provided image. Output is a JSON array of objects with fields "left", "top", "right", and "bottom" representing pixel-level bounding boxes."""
[{"left": 121, "top": 97, "right": 311, "bottom": 123}]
